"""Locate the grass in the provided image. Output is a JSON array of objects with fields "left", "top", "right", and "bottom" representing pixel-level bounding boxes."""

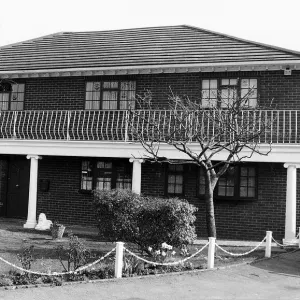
[{"left": 0, "top": 220, "right": 294, "bottom": 287}]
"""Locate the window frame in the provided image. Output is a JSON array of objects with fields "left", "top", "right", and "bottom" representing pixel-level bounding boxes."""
[
  {"left": 85, "top": 80, "right": 136, "bottom": 110},
  {"left": 201, "top": 78, "right": 259, "bottom": 109},
  {"left": 165, "top": 164, "right": 185, "bottom": 197},
  {"left": 80, "top": 159, "right": 132, "bottom": 192},
  {"left": 197, "top": 164, "right": 258, "bottom": 201},
  {"left": 0, "top": 82, "right": 25, "bottom": 111}
]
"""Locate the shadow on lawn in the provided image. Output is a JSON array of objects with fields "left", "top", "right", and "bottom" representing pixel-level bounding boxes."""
[{"left": 251, "top": 248, "right": 300, "bottom": 276}]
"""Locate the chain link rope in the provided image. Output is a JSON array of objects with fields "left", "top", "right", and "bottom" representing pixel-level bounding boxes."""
[
  {"left": 124, "top": 242, "right": 209, "bottom": 266},
  {"left": 0, "top": 247, "right": 116, "bottom": 276},
  {"left": 271, "top": 237, "right": 298, "bottom": 248},
  {"left": 215, "top": 237, "right": 266, "bottom": 257}
]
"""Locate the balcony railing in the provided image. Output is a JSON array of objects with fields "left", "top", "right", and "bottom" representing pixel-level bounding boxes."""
[{"left": 0, "top": 110, "right": 299, "bottom": 144}]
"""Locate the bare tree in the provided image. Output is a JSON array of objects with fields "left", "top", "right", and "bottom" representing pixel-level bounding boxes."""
[{"left": 128, "top": 87, "right": 273, "bottom": 238}]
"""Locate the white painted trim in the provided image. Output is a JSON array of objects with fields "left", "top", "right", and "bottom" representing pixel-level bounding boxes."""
[
  {"left": 0, "top": 140, "right": 299, "bottom": 163},
  {"left": 284, "top": 163, "right": 300, "bottom": 168},
  {"left": 1, "top": 60, "right": 300, "bottom": 79}
]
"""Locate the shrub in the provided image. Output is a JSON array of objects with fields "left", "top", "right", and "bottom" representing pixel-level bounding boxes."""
[
  {"left": 93, "top": 189, "right": 197, "bottom": 253},
  {"left": 56, "top": 233, "right": 91, "bottom": 272}
]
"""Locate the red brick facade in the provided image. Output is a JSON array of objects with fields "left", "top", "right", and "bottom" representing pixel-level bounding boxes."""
[
  {"left": 19, "top": 70, "right": 300, "bottom": 111},
  {"left": 2, "top": 70, "right": 300, "bottom": 240}
]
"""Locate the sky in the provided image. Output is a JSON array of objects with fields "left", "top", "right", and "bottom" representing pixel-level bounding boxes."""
[{"left": 1, "top": 0, "right": 300, "bottom": 51}]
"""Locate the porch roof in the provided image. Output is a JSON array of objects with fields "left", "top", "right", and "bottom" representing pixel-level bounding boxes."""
[{"left": 1, "top": 25, "right": 300, "bottom": 78}]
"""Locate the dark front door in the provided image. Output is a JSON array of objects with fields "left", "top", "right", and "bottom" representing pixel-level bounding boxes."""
[{"left": 6, "top": 159, "right": 30, "bottom": 218}]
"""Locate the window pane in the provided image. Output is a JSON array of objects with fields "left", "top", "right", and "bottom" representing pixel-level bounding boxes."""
[
  {"left": 168, "top": 164, "right": 184, "bottom": 195},
  {"left": 250, "top": 79, "right": 257, "bottom": 88},
  {"left": 218, "top": 186, "right": 226, "bottom": 196},
  {"left": 227, "top": 187, "right": 234, "bottom": 196},
  {"left": 201, "top": 79, "right": 218, "bottom": 107},
  {"left": 176, "top": 175, "right": 183, "bottom": 184},
  {"left": 175, "top": 184, "right": 183, "bottom": 194},
  {"left": 0, "top": 93, "right": 9, "bottom": 111},
  {"left": 103, "top": 81, "right": 118, "bottom": 89},
  {"left": 222, "top": 79, "right": 229, "bottom": 85},
  {"left": 86, "top": 82, "right": 100, "bottom": 109},
  {"left": 248, "top": 167, "right": 256, "bottom": 176},
  {"left": 103, "top": 91, "right": 118, "bottom": 109},
  {"left": 169, "top": 175, "right": 175, "bottom": 183},
  {"left": 240, "top": 187, "right": 247, "bottom": 197},
  {"left": 241, "top": 79, "right": 249, "bottom": 88},
  {"left": 81, "top": 160, "right": 93, "bottom": 190},
  {"left": 248, "top": 188, "right": 255, "bottom": 197},
  {"left": 230, "top": 79, "right": 238, "bottom": 85}
]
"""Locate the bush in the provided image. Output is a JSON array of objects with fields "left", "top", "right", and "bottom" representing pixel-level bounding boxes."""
[{"left": 93, "top": 189, "right": 197, "bottom": 253}]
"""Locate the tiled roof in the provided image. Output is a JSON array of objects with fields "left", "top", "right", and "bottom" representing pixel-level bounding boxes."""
[{"left": 1, "top": 25, "right": 300, "bottom": 72}]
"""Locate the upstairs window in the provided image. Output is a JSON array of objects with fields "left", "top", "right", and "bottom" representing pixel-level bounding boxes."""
[
  {"left": 81, "top": 160, "right": 132, "bottom": 191},
  {"left": 0, "top": 83, "right": 25, "bottom": 111},
  {"left": 201, "top": 78, "right": 258, "bottom": 108},
  {"left": 85, "top": 81, "right": 136, "bottom": 110}
]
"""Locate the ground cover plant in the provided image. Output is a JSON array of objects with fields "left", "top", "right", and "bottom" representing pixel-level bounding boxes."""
[{"left": 0, "top": 220, "right": 292, "bottom": 288}]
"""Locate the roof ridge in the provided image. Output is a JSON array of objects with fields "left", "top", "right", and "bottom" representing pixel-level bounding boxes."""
[
  {"left": 183, "top": 25, "right": 300, "bottom": 58},
  {"left": 0, "top": 32, "right": 66, "bottom": 50},
  {"left": 62, "top": 25, "right": 183, "bottom": 35}
]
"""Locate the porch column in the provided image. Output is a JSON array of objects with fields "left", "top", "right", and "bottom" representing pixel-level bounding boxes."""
[
  {"left": 129, "top": 158, "right": 144, "bottom": 195},
  {"left": 24, "top": 155, "right": 42, "bottom": 229},
  {"left": 283, "top": 163, "right": 300, "bottom": 244}
]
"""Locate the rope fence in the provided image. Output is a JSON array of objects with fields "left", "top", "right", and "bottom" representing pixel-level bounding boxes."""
[
  {"left": 0, "top": 247, "right": 116, "bottom": 277},
  {"left": 216, "top": 237, "right": 266, "bottom": 257},
  {"left": 1, "top": 228, "right": 300, "bottom": 279},
  {"left": 124, "top": 242, "right": 209, "bottom": 266}
]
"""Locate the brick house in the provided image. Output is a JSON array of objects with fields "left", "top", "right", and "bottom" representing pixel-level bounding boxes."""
[{"left": 0, "top": 25, "right": 300, "bottom": 242}]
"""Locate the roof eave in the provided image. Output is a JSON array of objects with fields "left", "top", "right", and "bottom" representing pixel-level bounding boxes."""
[{"left": 1, "top": 60, "right": 299, "bottom": 79}]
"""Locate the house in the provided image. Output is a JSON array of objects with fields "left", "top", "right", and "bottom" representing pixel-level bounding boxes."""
[{"left": 0, "top": 25, "right": 300, "bottom": 242}]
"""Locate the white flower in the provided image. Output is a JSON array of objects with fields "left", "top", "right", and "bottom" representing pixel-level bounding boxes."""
[
  {"left": 161, "top": 251, "right": 166, "bottom": 257},
  {"left": 171, "top": 251, "right": 176, "bottom": 256},
  {"left": 161, "top": 242, "right": 168, "bottom": 249},
  {"left": 148, "top": 247, "right": 153, "bottom": 252},
  {"left": 155, "top": 250, "right": 161, "bottom": 255},
  {"left": 161, "top": 242, "right": 173, "bottom": 250}
]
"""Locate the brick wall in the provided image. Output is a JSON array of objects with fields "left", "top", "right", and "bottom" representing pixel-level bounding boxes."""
[
  {"left": 16, "top": 70, "right": 300, "bottom": 110},
  {"left": 0, "top": 154, "right": 293, "bottom": 241},
  {"left": 36, "top": 156, "right": 95, "bottom": 225},
  {"left": 141, "top": 161, "right": 288, "bottom": 241},
  {"left": 0, "top": 158, "right": 8, "bottom": 216}
]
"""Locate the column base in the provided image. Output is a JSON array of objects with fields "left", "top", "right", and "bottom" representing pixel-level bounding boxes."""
[
  {"left": 282, "top": 238, "right": 299, "bottom": 245},
  {"left": 23, "top": 221, "right": 37, "bottom": 229}
]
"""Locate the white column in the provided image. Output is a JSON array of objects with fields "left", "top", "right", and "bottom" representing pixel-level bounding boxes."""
[
  {"left": 129, "top": 158, "right": 144, "bottom": 195},
  {"left": 283, "top": 163, "right": 300, "bottom": 244},
  {"left": 24, "top": 155, "right": 42, "bottom": 229}
]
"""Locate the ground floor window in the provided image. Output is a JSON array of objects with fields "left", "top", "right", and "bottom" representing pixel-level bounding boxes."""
[
  {"left": 166, "top": 164, "right": 184, "bottom": 196},
  {"left": 81, "top": 159, "right": 132, "bottom": 191},
  {"left": 198, "top": 164, "right": 257, "bottom": 200}
]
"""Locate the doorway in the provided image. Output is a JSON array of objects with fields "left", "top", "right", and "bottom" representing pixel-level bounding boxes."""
[{"left": 6, "top": 158, "right": 30, "bottom": 218}]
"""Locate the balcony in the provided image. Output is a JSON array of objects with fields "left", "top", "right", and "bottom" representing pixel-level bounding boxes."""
[{"left": 0, "top": 110, "right": 299, "bottom": 144}]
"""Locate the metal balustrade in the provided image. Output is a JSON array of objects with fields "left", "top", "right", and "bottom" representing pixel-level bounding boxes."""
[{"left": 0, "top": 109, "right": 299, "bottom": 144}]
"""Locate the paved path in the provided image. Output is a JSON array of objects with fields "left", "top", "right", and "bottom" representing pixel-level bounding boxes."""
[{"left": 1, "top": 260, "right": 300, "bottom": 300}]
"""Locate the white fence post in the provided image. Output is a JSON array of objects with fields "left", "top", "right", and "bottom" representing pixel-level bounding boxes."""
[
  {"left": 207, "top": 237, "right": 216, "bottom": 269},
  {"left": 298, "top": 227, "right": 300, "bottom": 248},
  {"left": 265, "top": 231, "right": 272, "bottom": 258},
  {"left": 114, "top": 242, "right": 124, "bottom": 278}
]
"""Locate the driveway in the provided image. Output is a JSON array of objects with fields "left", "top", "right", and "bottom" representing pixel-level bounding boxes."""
[{"left": 1, "top": 252, "right": 300, "bottom": 300}]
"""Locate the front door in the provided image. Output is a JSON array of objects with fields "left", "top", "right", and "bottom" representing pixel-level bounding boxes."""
[{"left": 6, "top": 158, "right": 30, "bottom": 218}]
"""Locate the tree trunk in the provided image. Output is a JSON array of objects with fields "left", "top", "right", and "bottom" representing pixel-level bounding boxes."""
[{"left": 205, "top": 185, "right": 216, "bottom": 238}]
